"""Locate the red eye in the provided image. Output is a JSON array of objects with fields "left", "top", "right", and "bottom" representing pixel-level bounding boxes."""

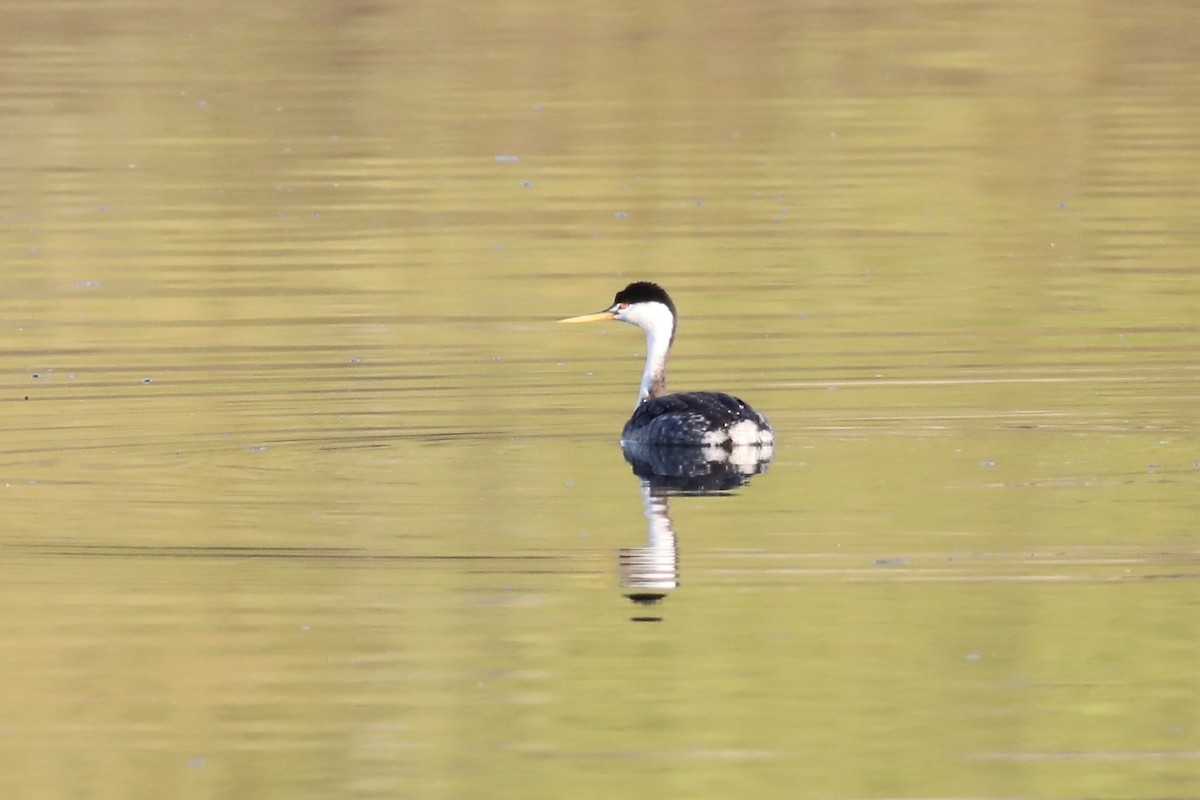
[{"left": 617, "top": 302, "right": 628, "bottom": 309}]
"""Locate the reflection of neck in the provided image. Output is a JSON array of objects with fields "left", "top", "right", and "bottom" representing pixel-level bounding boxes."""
[
  {"left": 637, "top": 321, "right": 672, "bottom": 404},
  {"left": 643, "top": 485, "right": 674, "bottom": 549},
  {"left": 618, "top": 481, "right": 677, "bottom": 592}
]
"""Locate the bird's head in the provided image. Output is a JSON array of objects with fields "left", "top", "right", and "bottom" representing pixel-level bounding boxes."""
[{"left": 558, "top": 282, "right": 677, "bottom": 342}]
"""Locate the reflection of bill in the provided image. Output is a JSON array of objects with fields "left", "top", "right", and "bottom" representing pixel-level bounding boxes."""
[{"left": 619, "top": 442, "right": 773, "bottom": 619}]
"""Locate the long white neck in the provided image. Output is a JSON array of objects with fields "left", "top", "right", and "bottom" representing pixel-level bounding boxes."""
[
  {"left": 626, "top": 302, "right": 675, "bottom": 405},
  {"left": 637, "top": 324, "right": 671, "bottom": 404}
]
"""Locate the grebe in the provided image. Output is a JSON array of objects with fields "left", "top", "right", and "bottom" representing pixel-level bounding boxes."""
[{"left": 558, "top": 282, "right": 774, "bottom": 446}]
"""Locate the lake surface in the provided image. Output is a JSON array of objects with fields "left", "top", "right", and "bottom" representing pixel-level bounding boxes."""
[{"left": 1, "top": 1, "right": 1197, "bottom": 798}]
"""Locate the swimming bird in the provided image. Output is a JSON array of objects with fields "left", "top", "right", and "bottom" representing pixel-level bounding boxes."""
[{"left": 558, "top": 282, "right": 774, "bottom": 446}]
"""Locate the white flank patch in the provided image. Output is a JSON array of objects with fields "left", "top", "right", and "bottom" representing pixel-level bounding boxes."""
[{"left": 728, "top": 419, "right": 773, "bottom": 446}]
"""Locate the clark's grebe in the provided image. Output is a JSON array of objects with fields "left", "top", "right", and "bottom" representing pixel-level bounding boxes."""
[{"left": 558, "top": 282, "right": 774, "bottom": 446}]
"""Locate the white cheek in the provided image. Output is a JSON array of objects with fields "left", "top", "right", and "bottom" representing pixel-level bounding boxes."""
[{"left": 619, "top": 302, "right": 674, "bottom": 336}]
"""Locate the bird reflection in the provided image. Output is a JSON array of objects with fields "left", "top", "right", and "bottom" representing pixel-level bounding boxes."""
[{"left": 619, "top": 441, "right": 773, "bottom": 621}]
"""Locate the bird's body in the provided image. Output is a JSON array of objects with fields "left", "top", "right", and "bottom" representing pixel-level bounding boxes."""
[
  {"left": 622, "top": 389, "right": 772, "bottom": 446},
  {"left": 559, "top": 282, "right": 774, "bottom": 447}
]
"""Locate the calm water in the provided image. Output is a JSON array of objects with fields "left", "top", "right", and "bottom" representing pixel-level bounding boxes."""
[{"left": 2, "top": 1, "right": 1197, "bottom": 798}]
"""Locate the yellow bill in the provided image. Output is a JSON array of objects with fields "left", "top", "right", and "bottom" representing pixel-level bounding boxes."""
[{"left": 557, "top": 310, "right": 616, "bottom": 324}]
